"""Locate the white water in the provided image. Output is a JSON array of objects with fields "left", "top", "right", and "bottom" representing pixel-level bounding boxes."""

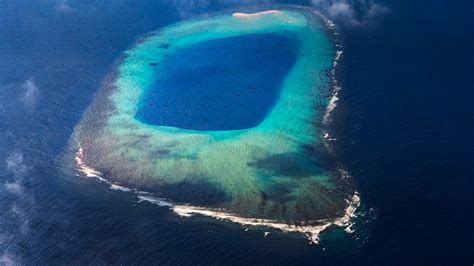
[{"left": 75, "top": 147, "right": 360, "bottom": 244}]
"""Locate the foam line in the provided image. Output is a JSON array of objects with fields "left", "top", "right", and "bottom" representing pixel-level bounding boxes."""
[
  {"left": 144, "top": 191, "right": 360, "bottom": 244},
  {"left": 75, "top": 148, "right": 360, "bottom": 244},
  {"left": 75, "top": 147, "right": 106, "bottom": 181}
]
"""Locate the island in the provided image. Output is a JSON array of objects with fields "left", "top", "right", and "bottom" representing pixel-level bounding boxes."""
[{"left": 69, "top": 8, "right": 357, "bottom": 243}]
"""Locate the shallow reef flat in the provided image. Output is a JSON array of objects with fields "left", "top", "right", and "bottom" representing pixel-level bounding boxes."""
[{"left": 70, "top": 9, "right": 356, "bottom": 224}]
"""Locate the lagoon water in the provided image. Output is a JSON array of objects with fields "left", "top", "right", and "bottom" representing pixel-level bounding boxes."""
[
  {"left": 136, "top": 33, "right": 298, "bottom": 131},
  {"left": 0, "top": 0, "right": 472, "bottom": 265}
]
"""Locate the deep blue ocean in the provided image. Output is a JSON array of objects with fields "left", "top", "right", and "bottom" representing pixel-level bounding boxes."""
[{"left": 0, "top": 0, "right": 472, "bottom": 265}]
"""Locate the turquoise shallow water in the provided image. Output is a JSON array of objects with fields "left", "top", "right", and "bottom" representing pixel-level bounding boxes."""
[{"left": 72, "top": 9, "right": 354, "bottom": 223}]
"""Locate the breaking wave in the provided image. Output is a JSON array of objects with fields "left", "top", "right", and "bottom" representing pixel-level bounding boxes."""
[{"left": 75, "top": 147, "right": 360, "bottom": 244}]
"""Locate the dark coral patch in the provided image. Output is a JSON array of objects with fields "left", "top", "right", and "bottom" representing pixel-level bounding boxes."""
[{"left": 248, "top": 152, "right": 322, "bottom": 177}]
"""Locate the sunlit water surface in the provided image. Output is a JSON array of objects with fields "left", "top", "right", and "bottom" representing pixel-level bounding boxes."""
[{"left": 0, "top": 1, "right": 472, "bottom": 265}]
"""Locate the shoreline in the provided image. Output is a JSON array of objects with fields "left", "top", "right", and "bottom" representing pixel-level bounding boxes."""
[{"left": 75, "top": 147, "right": 360, "bottom": 244}]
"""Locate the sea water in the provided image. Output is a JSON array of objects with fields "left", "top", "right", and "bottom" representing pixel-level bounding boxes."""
[
  {"left": 0, "top": 1, "right": 472, "bottom": 265},
  {"left": 136, "top": 33, "right": 298, "bottom": 131}
]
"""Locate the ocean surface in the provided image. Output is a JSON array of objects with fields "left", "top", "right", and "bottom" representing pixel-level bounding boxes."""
[{"left": 0, "top": 0, "right": 472, "bottom": 265}]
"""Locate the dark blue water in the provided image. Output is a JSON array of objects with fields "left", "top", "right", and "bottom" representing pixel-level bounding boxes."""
[
  {"left": 136, "top": 33, "right": 297, "bottom": 131},
  {"left": 0, "top": 0, "right": 472, "bottom": 265}
]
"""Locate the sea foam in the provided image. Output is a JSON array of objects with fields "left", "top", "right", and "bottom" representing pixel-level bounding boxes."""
[{"left": 75, "top": 147, "right": 360, "bottom": 244}]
